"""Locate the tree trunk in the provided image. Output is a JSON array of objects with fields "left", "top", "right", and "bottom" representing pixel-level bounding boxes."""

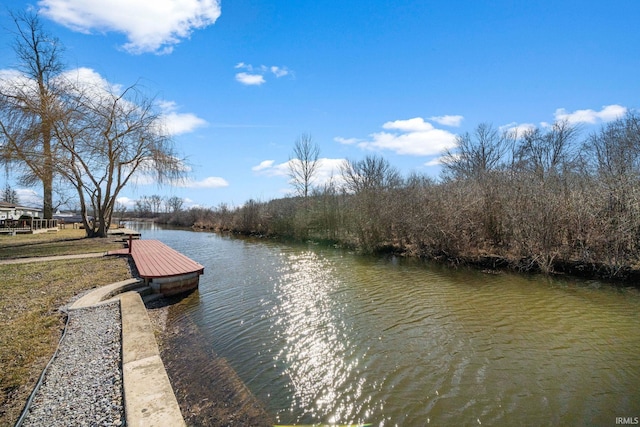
[
  {"left": 42, "top": 169, "right": 53, "bottom": 219},
  {"left": 96, "top": 210, "right": 108, "bottom": 238}
]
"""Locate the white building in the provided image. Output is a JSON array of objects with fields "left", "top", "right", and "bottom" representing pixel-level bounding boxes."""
[
  {"left": 0, "top": 201, "right": 43, "bottom": 222},
  {"left": 0, "top": 202, "right": 53, "bottom": 234}
]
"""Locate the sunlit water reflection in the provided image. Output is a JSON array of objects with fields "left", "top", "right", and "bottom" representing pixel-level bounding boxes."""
[{"left": 132, "top": 224, "right": 640, "bottom": 426}]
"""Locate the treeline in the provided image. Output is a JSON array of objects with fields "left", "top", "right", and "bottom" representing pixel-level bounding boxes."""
[
  {"left": 161, "top": 113, "right": 640, "bottom": 280},
  {"left": 131, "top": 195, "right": 184, "bottom": 217}
]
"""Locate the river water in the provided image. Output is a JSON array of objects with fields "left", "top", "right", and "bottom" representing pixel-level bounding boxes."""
[{"left": 133, "top": 224, "right": 640, "bottom": 426}]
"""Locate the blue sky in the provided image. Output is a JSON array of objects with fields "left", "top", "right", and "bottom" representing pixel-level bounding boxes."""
[{"left": 1, "top": 0, "right": 639, "bottom": 210}]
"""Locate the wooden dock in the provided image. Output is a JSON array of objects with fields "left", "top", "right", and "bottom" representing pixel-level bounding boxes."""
[{"left": 109, "top": 239, "right": 204, "bottom": 296}]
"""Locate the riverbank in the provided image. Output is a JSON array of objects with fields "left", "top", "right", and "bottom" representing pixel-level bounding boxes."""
[
  {"left": 1, "top": 229, "right": 269, "bottom": 426},
  {"left": 186, "top": 223, "right": 640, "bottom": 288},
  {"left": 146, "top": 294, "right": 273, "bottom": 427}
]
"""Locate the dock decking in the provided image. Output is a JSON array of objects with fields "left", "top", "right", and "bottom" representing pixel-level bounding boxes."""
[{"left": 109, "top": 239, "right": 204, "bottom": 295}]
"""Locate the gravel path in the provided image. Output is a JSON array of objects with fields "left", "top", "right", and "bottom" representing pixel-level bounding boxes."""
[{"left": 19, "top": 302, "right": 124, "bottom": 427}]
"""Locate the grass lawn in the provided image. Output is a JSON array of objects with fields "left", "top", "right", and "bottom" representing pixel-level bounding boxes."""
[
  {"left": 0, "top": 229, "right": 125, "bottom": 260},
  {"left": 0, "top": 230, "right": 132, "bottom": 426}
]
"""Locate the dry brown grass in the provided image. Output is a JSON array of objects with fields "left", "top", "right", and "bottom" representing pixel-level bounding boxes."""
[
  {"left": 0, "top": 229, "right": 125, "bottom": 260},
  {"left": 0, "top": 231, "right": 132, "bottom": 426}
]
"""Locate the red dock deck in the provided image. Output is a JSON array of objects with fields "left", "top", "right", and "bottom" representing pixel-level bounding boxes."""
[
  {"left": 128, "top": 239, "right": 204, "bottom": 279},
  {"left": 109, "top": 239, "right": 204, "bottom": 295}
]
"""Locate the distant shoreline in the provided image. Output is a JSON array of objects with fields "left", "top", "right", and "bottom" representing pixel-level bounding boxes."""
[{"left": 173, "top": 217, "right": 640, "bottom": 288}]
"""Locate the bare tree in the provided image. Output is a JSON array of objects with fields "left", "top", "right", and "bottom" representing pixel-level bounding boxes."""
[
  {"left": 149, "top": 194, "right": 164, "bottom": 214},
  {"left": 516, "top": 120, "right": 579, "bottom": 181},
  {"left": 340, "top": 155, "right": 401, "bottom": 193},
  {"left": 135, "top": 196, "right": 152, "bottom": 216},
  {"left": 339, "top": 155, "right": 401, "bottom": 251},
  {"left": 113, "top": 201, "right": 128, "bottom": 221},
  {"left": 581, "top": 113, "right": 640, "bottom": 273},
  {"left": 439, "top": 123, "right": 515, "bottom": 244},
  {"left": 440, "top": 123, "right": 512, "bottom": 181},
  {"left": 2, "top": 183, "right": 19, "bottom": 204},
  {"left": 0, "top": 11, "right": 65, "bottom": 219},
  {"left": 585, "top": 112, "right": 640, "bottom": 197},
  {"left": 54, "top": 82, "right": 186, "bottom": 237},
  {"left": 166, "top": 195, "right": 184, "bottom": 213},
  {"left": 288, "top": 133, "right": 320, "bottom": 198}
]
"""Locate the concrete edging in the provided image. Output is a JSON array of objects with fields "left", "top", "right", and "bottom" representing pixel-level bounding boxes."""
[
  {"left": 120, "top": 292, "right": 186, "bottom": 427},
  {"left": 70, "top": 278, "right": 144, "bottom": 309}
]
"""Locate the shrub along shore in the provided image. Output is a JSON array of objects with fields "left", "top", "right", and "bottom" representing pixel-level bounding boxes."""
[
  {"left": 159, "top": 115, "right": 640, "bottom": 284},
  {"left": 158, "top": 186, "right": 640, "bottom": 285}
]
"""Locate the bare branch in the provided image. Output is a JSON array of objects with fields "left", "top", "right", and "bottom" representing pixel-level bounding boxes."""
[{"left": 288, "top": 133, "right": 320, "bottom": 198}]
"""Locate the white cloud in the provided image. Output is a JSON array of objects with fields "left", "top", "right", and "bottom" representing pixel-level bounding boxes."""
[
  {"left": 252, "top": 160, "right": 289, "bottom": 177},
  {"left": 270, "top": 66, "right": 289, "bottom": 78},
  {"left": 158, "top": 100, "right": 207, "bottom": 135},
  {"left": 1, "top": 68, "right": 109, "bottom": 100},
  {"left": 338, "top": 117, "right": 458, "bottom": 156},
  {"left": 38, "top": 0, "right": 221, "bottom": 54},
  {"left": 314, "top": 158, "right": 345, "bottom": 186},
  {"left": 499, "top": 122, "right": 537, "bottom": 137},
  {"left": 368, "top": 129, "right": 457, "bottom": 156},
  {"left": 383, "top": 117, "right": 434, "bottom": 132},
  {"left": 235, "top": 72, "right": 266, "bottom": 86},
  {"left": 252, "top": 158, "right": 345, "bottom": 188},
  {"left": 183, "top": 199, "right": 206, "bottom": 209},
  {"left": 251, "top": 160, "right": 275, "bottom": 171},
  {"left": 234, "top": 63, "right": 291, "bottom": 85},
  {"left": 60, "top": 70, "right": 205, "bottom": 136},
  {"left": 178, "top": 176, "right": 229, "bottom": 188},
  {"left": 424, "top": 155, "right": 451, "bottom": 167},
  {"left": 0, "top": 69, "right": 24, "bottom": 81},
  {"left": 0, "top": 69, "right": 36, "bottom": 94},
  {"left": 116, "top": 196, "right": 136, "bottom": 209},
  {"left": 60, "top": 67, "right": 118, "bottom": 92},
  {"left": 498, "top": 104, "right": 628, "bottom": 136},
  {"left": 429, "top": 115, "right": 464, "bottom": 127},
  {"left": 2, "top": 66, "right": 122, "bottom": 117},
  {"left": 334, "top": 137, "right": 360, "bottom": 145},
  {"left": 554, "top": 104, "right": 627, "bottom": 124},
  {"left": 162, "top": 112, "right": 207, "bottom": 135},
  {"left": 127, "top": 157, "right": 192, "bottom": 186}
]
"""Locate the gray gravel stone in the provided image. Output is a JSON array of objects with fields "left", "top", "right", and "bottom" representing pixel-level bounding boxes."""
[{"left": 20, "top": 302, "right": 124, "bottom": 427}]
